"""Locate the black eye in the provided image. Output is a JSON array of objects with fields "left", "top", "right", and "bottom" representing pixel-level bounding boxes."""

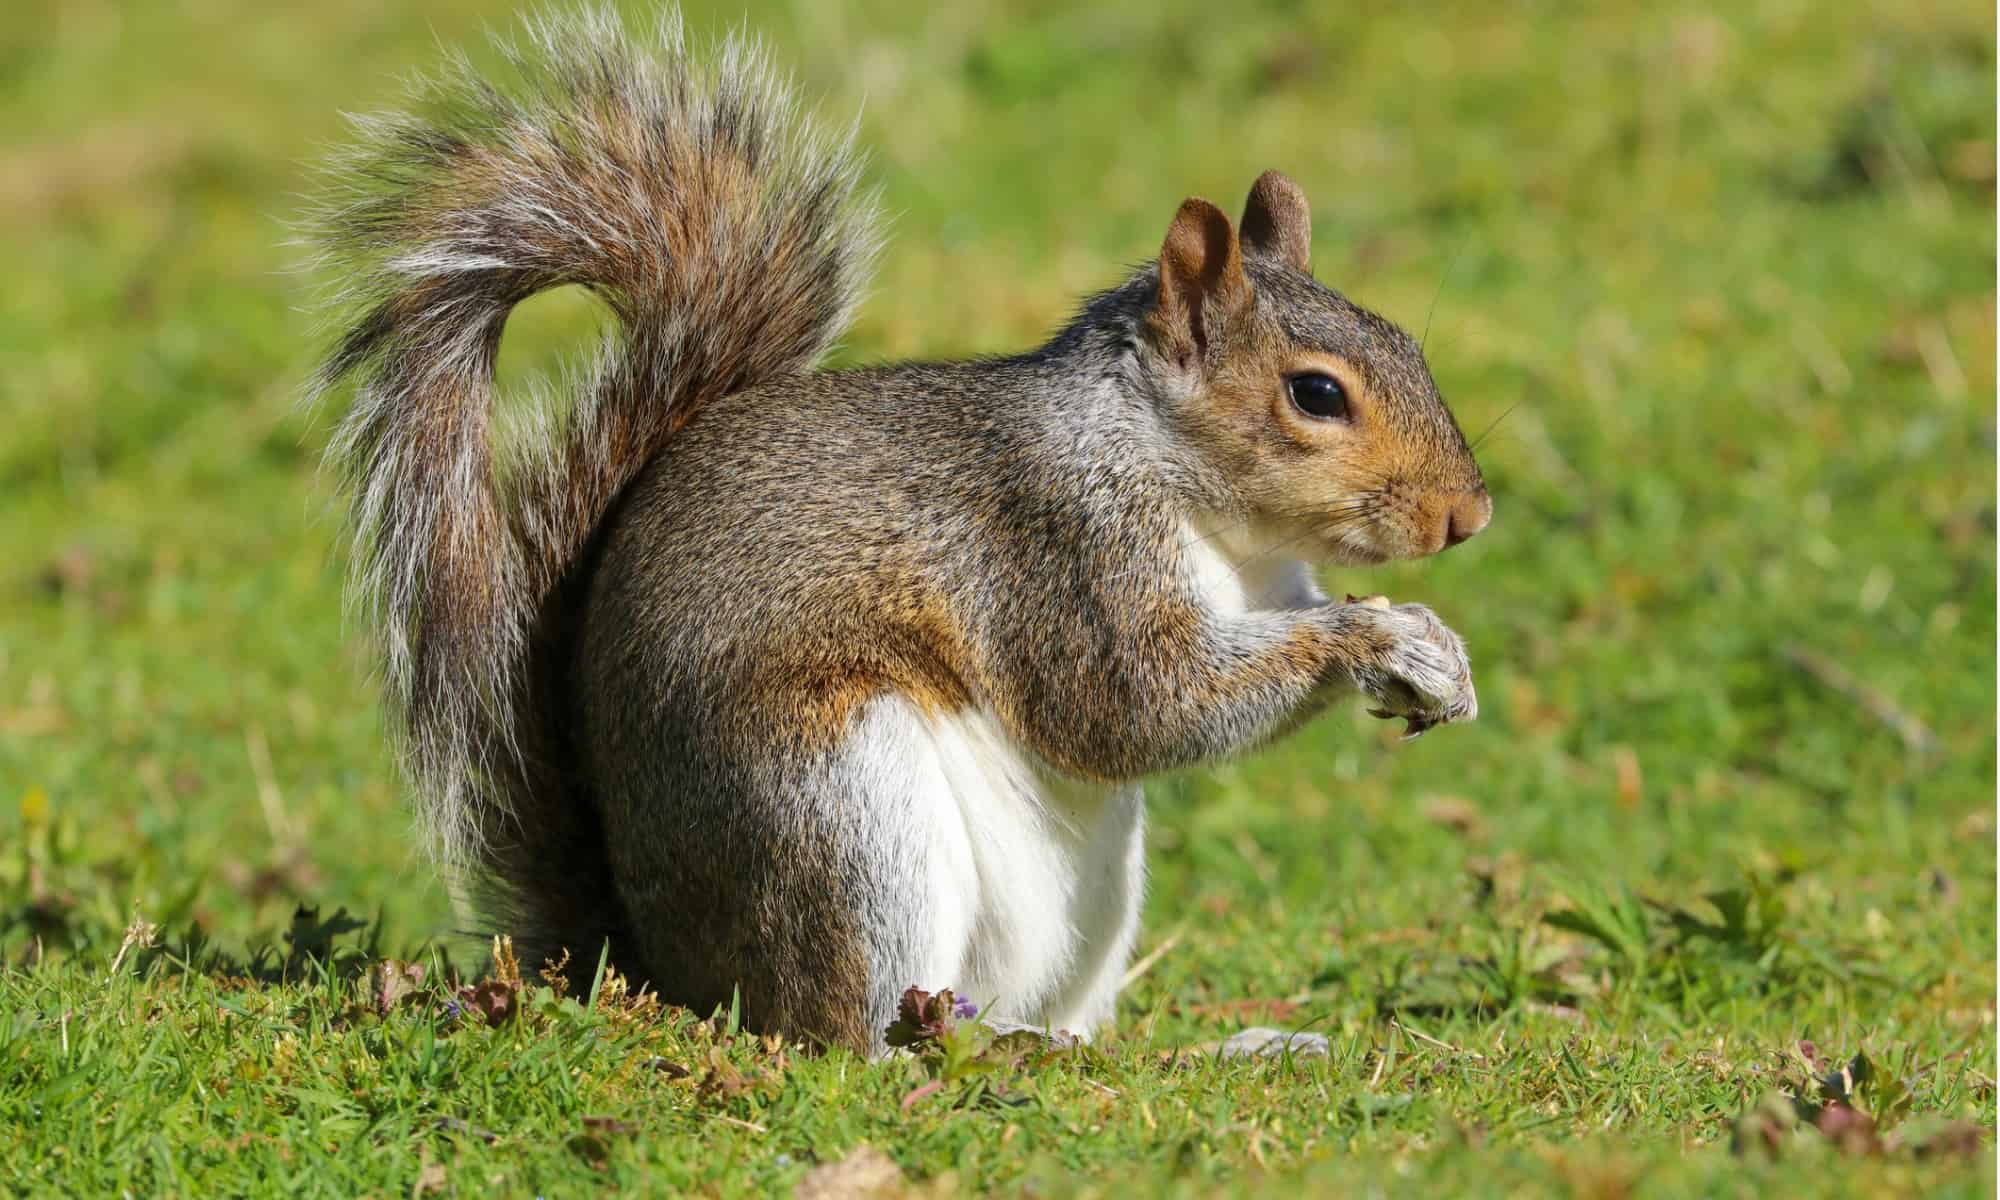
[{"left": 1287, "top": 372, "right": 1349, "bottom": 420}]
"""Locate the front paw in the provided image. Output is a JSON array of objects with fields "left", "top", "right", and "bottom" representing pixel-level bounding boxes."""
[{"left": 1345, "top": 600, "right": 1476, "bottom": 737}]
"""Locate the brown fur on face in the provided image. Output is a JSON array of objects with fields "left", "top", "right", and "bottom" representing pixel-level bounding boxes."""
[{"left": 1144, "top": 172, "right": 1491, "bottom": 565}]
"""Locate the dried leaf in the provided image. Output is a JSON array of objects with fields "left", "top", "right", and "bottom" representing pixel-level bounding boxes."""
[
  {"left": 696, "top": 1045, "right": 777, "bottom": 1103},
  {"left": 1731, "top": 1092, "right": 1799, "bottom": 1159},
  {"left": 1815, "top": 1102, "right": 1882, "bottom": 1156},
  {"left": 1611, "top": 745, "right": 1642, "bottom": 810},
  {"left": 1795, "top": 1039, "right": 1825, "bottom": 1073},
  {"left": 457, "top": 978, "right": 518, "bottom": 1027},
  {"left": 582, "top": 1115, "right": 634, "bottom": 1136},
  {"left": 795, "top": 1145, "right": 907, "bottom": 1200},
  {"left": 1422, "top": 795, "right": 1484, "bottom": 838},
  {"left": 374, "top": 959, "right": 426, "bottom": 1016},
  {"left": 883, "top": 987, "right": 959, "bottom": 1049}
]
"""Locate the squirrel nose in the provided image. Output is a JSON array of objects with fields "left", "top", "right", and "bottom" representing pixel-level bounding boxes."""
[{"left": 1441, "top": 491, "right": 1492, "bottom": 549}]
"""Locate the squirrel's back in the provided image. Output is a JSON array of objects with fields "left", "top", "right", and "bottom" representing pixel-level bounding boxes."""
[{"left": 575, "top": 356, "right": 1076, "bottom": 731}]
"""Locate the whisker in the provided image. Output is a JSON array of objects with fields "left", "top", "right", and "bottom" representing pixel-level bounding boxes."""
[
  {"left": 1260, "top": 497, "right": 1381, "bottom": 525},
  {"left": 1223, "top": 500, "right": 1388, "bottom": 581},
  {"left": 1239, "top": 525, "right": 1338, "bottom": 573},
  {"left": 1469, "top": 401, "right": 1520, "bottom": 452},
  {"left": 1422, "top": 232, "right": 1473, "bottom": 354},
  {"left": 1141, "top": 511, "right": 1267, "bottom": 562}
]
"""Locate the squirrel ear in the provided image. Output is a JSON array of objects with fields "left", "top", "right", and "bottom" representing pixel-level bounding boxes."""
[
  {"left": 1151, "top": 197, "right": 1250, "bottom": 367},
  {"left": 1239, "top": 170, "right": 1312, "bottom": 272}
]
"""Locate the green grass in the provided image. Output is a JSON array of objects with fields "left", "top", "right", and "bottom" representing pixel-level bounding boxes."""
[{"left": 2, "top": 0, "right": 1994, "bottom": 1194}]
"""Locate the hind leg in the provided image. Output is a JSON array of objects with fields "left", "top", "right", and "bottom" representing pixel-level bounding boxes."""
[{"left": 594, "top": 697, "right": 979, "bottom": 1055}]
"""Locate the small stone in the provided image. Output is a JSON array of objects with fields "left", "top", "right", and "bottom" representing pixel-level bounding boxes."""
[{"left": 1216, "top": 1027, "right": 1331, "bottom": 1060}]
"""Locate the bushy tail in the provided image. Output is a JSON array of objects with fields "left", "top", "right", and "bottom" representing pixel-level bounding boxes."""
[{"left": 306, "top": 6, "right": 879, "bottom": 969}]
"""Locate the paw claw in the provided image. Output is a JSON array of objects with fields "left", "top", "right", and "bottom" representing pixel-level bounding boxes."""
[{"left": 1346, "top": 601, "right": 1474, "bottom": 737}]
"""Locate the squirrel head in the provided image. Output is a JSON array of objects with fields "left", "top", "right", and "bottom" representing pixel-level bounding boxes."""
[{"left": 1140, "top": 171, "right": 1490, "bottom": 564}]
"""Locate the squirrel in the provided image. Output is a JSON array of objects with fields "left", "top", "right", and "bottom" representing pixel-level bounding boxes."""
[{"left": 308, "top": 7, "right": 1490, "bottom": 1055}]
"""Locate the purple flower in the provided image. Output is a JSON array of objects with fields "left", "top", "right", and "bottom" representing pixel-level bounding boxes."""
[{"left": 952, "top": 995, "right": 978, "bottom": 1021}]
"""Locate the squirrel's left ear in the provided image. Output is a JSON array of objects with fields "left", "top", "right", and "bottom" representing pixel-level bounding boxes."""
[
  {"left": 1150, "top": 197, "right": 1251, "bottom": 368},
  {"left": 1240, "top": 170, "right": 1312, "bottom": 272}
]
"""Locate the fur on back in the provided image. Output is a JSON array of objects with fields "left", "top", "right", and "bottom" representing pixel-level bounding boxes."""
[{"left": 305, "top": 6, "right": 879, "bottom": 962}]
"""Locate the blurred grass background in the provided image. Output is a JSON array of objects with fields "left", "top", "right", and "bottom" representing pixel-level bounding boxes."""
[{"left": 0, "top": 0, "right": 1993, "bottom": 1194}]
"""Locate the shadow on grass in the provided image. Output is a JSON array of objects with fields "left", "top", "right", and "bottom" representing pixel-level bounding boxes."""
[{"left": 5, "top": 890, "right": 478, "bottom": 989}]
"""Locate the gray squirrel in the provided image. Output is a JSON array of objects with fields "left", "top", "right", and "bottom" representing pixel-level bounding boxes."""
[{"left": 309, "top": 8, "right": 1490, "bottom": 1054}]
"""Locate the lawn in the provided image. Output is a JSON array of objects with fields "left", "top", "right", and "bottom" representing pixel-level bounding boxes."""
[{"left": 1, "top": 0, "right": 1994, "bottom": 1195}]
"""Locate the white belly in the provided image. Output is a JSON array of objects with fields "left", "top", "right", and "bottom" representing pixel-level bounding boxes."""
[{"left": 876, "top": 698, "right": 1145, "bottom": 1035}]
